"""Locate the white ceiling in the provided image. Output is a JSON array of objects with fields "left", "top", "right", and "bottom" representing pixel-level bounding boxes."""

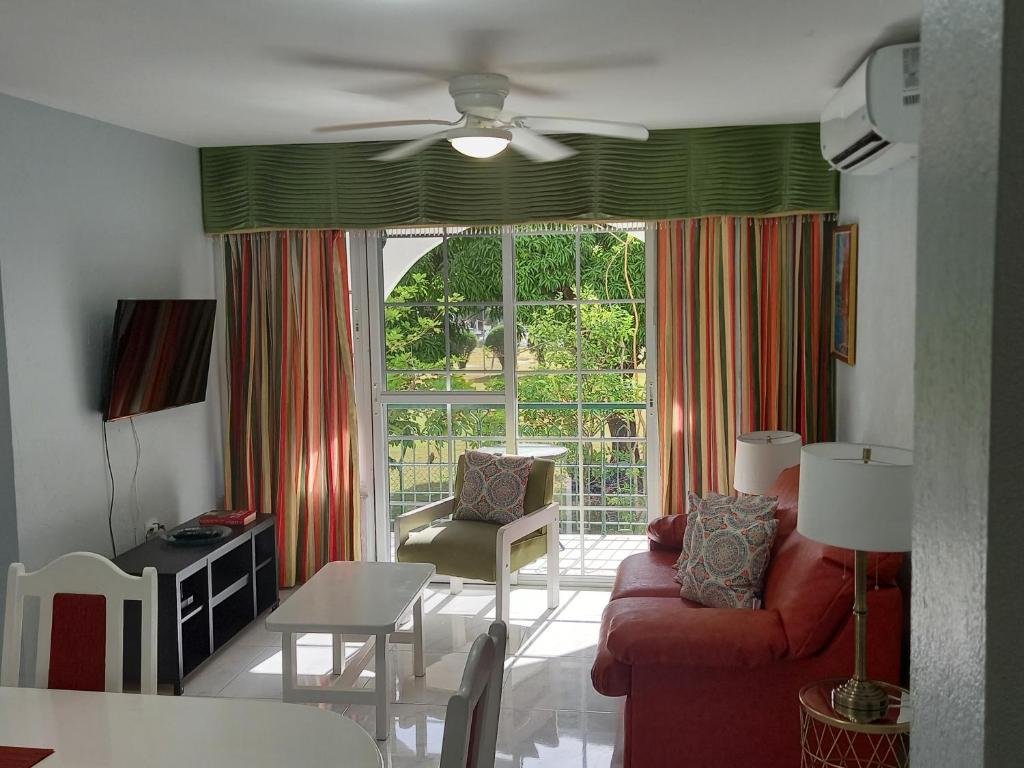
[{"left": 0, "top": 0, "right": 919, "bottom": 147}]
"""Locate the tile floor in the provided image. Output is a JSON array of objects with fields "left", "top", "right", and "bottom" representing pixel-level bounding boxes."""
[
  {"left": 184, "top": 584, "right": 624, "bottom": 768},
  {"left": 518, "top": 534, "right": 648, "bottom": 578}
]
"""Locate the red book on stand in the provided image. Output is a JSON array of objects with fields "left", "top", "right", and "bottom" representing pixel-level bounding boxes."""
[{"left": 199, "top": 510, "right": 256, "bottom": 527}]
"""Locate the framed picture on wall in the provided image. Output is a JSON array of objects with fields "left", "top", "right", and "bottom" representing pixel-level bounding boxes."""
[{"left": 831, "top": 223, "right": 858, "bottom": 365}]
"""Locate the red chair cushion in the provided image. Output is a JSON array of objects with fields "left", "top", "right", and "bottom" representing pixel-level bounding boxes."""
[{"left": 48, "top": 593, "right": 106, "bottom": 692}]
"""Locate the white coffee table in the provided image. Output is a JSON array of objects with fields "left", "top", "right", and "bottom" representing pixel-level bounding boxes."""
[{"left": 265, "top": 561, "right": 435, "bottom": 741}]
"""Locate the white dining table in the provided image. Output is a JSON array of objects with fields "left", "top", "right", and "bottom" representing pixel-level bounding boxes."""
[{"left": 0, "top": 686, "right": 383, "bottom": 768}]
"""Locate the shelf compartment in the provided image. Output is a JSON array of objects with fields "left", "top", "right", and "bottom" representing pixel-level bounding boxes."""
[
  {"left": 181, "top": 604, "right": 205, "bottom": 624},
  {"left": 181, "top": 607, "right": 211, "bottom": 676},
  {"left": 179, "top": 570, "right": 209, "bottom": 619},
  {"left": 255, "top": 558, "right": 278, "bottom": 615},
  {"left": 211, "top": 573, "right": 250, "bottom": 608},
  {"left": 254, "top": 527, "right": 275, "bottom": 569},
  {"left": 212, "top": 579, "right": 255, "bottom": 650},
  {"left": 210, "top": 540, "right": 251, "bottom": 595}
]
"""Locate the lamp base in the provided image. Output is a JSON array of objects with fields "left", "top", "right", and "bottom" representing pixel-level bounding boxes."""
[{"left": 832, "top": 678, "right": 890, "bottom": 723}]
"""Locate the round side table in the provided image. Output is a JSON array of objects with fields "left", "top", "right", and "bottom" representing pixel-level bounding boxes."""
[{"left": 799, "top": 679, "right": 912, "bottom": 768}]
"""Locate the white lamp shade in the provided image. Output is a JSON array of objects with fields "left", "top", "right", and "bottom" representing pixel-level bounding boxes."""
[
  {"left": 733, "top": 431, "right": 803, "bottom": 494},
  {"left": 797, "top": 443, "right": 912, "bottom": 552}
]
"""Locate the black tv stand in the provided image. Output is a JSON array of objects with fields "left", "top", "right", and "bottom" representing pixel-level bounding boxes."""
[{"left": 114, "top": 513, "right": 278, "bottom": 694}]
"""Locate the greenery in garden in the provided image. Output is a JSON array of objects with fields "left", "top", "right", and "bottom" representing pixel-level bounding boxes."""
[{"left": 385, "top": 231, "right": 648, "bottom": 532}]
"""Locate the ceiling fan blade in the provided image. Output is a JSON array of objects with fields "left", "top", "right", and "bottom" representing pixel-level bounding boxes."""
[
  {"left": 277, "top": 50, "right": 452, "bottom": 80},
  {"left": 315, "top": 119, "right": 458, "bottom": 134},
  {"left": 508, "top": 80, "right": 560, "bottom": 98},
  {"left": 510, "top": 53, "right": 659, "bottom": 75},
  {"left": 514, "top": 116, "right": 649, "bottom": 141},
  {"left": 347, "top": 78, "right": 446, "bottom": 99},
  {"left": 374, "top": 130, "right": 451, "bottom": 161},
  {"left": 509, "top": 127, "right": 577, "bottom": 163}
]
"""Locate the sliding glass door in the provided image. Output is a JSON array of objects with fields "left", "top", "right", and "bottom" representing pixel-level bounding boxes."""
[{"left": 364, "top": 225, "right": 657, "bottom": 582}]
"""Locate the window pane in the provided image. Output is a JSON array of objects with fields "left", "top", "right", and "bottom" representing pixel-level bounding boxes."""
[
  {"left": 453, "top": 439, "right": 506, "bottom": 458},
  {"left": 386, "top": 244, "right": 445, "bottom": 303},
  {"left": 448, "top": 305, "right": 503, "bottom": 373},
  {"left": 579, "top": 303, "right": 646, "bottom": 370},
  {"left": 581, "top": 439, "right": 647, "bottom": 536},
  {"left": 385, "top": 304, "right": 446, "bottom": 370},
  {"left": 518, "top": 405, "right": 579, "bottom": 438},
  {"left": 581, "top": 372, "right": 646, "bottom": 404},
  {"left": 386, "top": 372, "right": 446, "bottom": 392},
  {"left": 387, "top": 442, "right": 452, "bottom": 522},
  {"left": 580, "top": 231, "right": 646, "bottom": 301},
  {"left": 446, "top": 235, "right": 503, "bottom": 302},
  {"left": 517, "top": 373, "right": 577, "bottom": 403},
  {"left": 452, "top": 406, "right": 506, "bottom": 437},
  {"left": 582, "top": 405, "right": 647, "bottom": 439},
  {"left": 451, "top": 372, "right": 504, "bottom": 392},
  {"left": 386, "top": 406, "right": 447, "bottom": 436},
  {"left": 515, "top": 234, "right": 577, "bottom": 301},
  {"left": 516, "top": 305, "right": 577, "bottom": 370}
]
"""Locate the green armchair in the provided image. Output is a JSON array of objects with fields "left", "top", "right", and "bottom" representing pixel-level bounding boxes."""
[{"left": 396, "top": 455, "right": 560, "bottom": 621}]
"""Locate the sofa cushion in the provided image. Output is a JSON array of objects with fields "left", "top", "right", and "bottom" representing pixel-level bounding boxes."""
[
  {"left": 768, "top": 465, "right": 801, "bottom": 550},
  {"left": 598, "top": 597, "right": 789, "bottom": 671},
  {"left": 397, "top": 519, "right": 547, "bottom": 581},
  {"left": 612, "top": 551, "right": 700, "bottom": 601},
  {"left": 762, "top": 532, "right": 903, "bottom": 658}
]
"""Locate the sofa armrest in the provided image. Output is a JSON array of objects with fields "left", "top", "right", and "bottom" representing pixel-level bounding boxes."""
[
  {"left": 602, "top": 597, "right": 788, "bottom": 669},
  {"left": 396, "top": 497, "right": 454, "bottom": 548},
  {"left": 647, "top": 513, "right": 688, "bottom": 552}
]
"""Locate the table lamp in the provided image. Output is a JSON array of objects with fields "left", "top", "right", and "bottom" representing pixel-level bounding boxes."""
[
  {"left": 797, "top": 443, "right": 912, "bottom": 722},
  {"left": 734, "top": 431, "right": 803, "bottom": 494}
]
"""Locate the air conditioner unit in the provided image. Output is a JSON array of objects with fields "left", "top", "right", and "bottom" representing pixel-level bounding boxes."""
[{"left": 821, "top": 43, "right": 920, "bottom": 174}]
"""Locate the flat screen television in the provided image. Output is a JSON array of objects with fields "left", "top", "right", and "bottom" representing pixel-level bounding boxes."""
[{"left": 104, "top": 299, "right": 216, "bottom": 421}]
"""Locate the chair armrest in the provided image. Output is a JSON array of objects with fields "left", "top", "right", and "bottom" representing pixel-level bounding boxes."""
[
  {"left": 496, "top": 502, "right": 559, "bottom": 548},
  {"left": 647, "top": 513, "right": 688, "bottom": 552},
  {"left": 396, "top": 497, "right": 454, "bottom": 547},
  {"left": 601, "top": 597, "right": 788, "bottom": 669}
]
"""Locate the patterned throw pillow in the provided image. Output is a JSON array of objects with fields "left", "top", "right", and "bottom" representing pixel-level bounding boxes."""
[
  {"left": 675, "top": 491, "right": 727, "bottom": 568},
  {"left": 453, "top": 451, "right": 535, "bottom": 526},
  {"left": 677, "top": 509, "right": 779, "bottom": 609},
  {"left": 675, "top": 492, "right": 777, "bottom": 568}
]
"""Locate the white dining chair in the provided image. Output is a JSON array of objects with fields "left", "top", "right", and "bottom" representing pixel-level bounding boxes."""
[
  {"left": 1, "top": 551, "right": 157, "bottom": 693},
  {"left": 439, "top": 621, "right": 508, "bottom": 768}
]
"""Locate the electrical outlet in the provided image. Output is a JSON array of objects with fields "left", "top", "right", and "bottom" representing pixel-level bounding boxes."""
[{"left": 145, "top": 520, "right": 164, "bottom": 539}]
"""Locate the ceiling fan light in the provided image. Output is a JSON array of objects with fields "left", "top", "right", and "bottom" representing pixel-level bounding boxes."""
[{"left": 447, "top": 127, "right": 512, "bottom": 159}]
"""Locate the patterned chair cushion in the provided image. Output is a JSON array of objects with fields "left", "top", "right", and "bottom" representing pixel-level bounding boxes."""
[
  {"left": 453, "top": 451, "right": 535, "bottom": 525},
  {"left": 676, "top": 493, "right": 780, "bottom": 608}
]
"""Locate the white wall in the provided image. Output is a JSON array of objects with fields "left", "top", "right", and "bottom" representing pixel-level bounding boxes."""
[
  {"left": 834, "top": 160, "right": 918, "bottom": 449},
  {"left": 0, "top": 93, "right": 222, "bottom": 570}
]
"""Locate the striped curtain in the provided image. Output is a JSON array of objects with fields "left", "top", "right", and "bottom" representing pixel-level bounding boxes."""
[
  {"left": 223, "top": 231, "right": 360, "bottom": 587},
  {"left": 658, "top": 215, "right": 833, "bottom": 512}
]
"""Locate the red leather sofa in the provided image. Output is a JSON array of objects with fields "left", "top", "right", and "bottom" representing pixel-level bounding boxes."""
[{"left": 591, "top": 467, "right": 904, "bottom": 768}]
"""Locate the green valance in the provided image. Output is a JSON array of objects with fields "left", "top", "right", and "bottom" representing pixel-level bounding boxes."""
[{"left": 199, "top": 123, "right": 837, "bottom": 233}]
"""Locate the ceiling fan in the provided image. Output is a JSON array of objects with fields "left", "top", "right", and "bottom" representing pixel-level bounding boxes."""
[{"left": 315, "top": 73, "right": 650, "bottom": 163}]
